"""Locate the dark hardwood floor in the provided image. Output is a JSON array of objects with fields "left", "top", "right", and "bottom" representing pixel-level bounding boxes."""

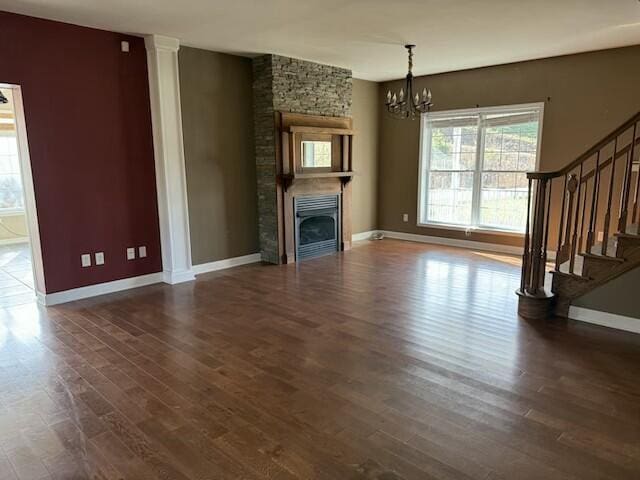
[{"left": 1, "top": 239, "right": 639, "bottom": 479}]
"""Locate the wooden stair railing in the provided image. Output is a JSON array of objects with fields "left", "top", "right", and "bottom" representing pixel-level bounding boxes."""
[{"left": 517, "top": 111, "right": 640, "bottom": 319}]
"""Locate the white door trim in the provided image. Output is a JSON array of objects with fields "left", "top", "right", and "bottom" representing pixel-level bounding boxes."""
[{"left": 1, "top": 84, "right": 46, "bottom": 298}]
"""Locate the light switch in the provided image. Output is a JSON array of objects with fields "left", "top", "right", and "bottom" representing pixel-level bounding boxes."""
[
  {"left": 138, "top": 246, "right": 147, "bottom": 258},
  {"left": 81, "top": 254, "right": 91, "bottom": 267},
  {"left": 127, "top": 247, "right": 135, "bottom": 260},
  {"left": 95, "top": 252, "right": 105, "bottom": 265},
  {"left": 402, "top": 213, "right": 409, "bottom": 222}
]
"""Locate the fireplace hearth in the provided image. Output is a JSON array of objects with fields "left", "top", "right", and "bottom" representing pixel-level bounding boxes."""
[{"left": 295, "top": 194, "right": 340, "bottom": 260}]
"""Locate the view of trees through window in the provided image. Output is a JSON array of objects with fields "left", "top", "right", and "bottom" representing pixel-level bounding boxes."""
[
  {"left": 420, "top": 105, "right": 542, "bottom": 232},
  {"left": 0, "top": 133, "right": 24, "bottom": 212}
]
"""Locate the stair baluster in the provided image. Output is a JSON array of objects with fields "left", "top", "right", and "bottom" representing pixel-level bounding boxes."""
[
  {"left": 563, "top": 174, "right": 578, "bottom": 262},
  {"left": 541, "top": 179, "right": 552, "bottom": 286},
  {"left": 555, "top": 174, "right": 568, "bottom": 271},
  {"left": 633, "top": 128, "right": 640, "bottom": 224},
  {"left": 520, "top": 179, "right": 532, "bottom": 293},
  {"left": 601, "top": 138, "right": 618, "bottom": 255},
  {"left": 619, "top": 122, "right": 637, "bottom": 232},
  {"left": 569, "top": 165, "right": 583, "bottom": 274},
  {"left": 586, "top": 151, "right": 601, "bottom": 253},
  {"left": 577, "top": 177, "right": 588, "bottom": 256}
]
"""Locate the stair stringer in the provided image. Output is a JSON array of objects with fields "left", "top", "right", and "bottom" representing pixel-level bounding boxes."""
[{"left": 551, "top": 235, "right": 640, "bottom": 317}]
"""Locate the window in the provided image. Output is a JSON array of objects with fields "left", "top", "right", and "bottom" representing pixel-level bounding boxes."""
[
  {"left": 0, "top": 115, "right": 24, "bottom": 213},
  {"left": 418, "top": 103, "right": 543, "bottom": 233}
]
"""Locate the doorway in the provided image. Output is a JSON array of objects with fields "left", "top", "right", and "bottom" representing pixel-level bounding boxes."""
[{"left": 0, "top": 85, "right": 45, "bottom": 305}]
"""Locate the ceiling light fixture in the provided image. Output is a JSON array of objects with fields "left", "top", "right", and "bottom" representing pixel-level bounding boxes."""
[{"left": 385, "top": 45, "right": 433, "bottom": 119}]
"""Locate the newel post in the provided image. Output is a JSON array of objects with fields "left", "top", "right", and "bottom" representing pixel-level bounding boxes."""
[{"left": 517, "top": 175, "right": 554, "bottom": 319}]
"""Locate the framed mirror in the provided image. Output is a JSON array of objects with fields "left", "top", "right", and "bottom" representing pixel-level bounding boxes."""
[{"left": 301, "top": 140, "right": 332, "bottom": 168}]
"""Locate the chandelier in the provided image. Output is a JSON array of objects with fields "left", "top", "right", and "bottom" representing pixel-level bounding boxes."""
[{"left": 385, "top": 45, "right": 433, "bottom": 119}]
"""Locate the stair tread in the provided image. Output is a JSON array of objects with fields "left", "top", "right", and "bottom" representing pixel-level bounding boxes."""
[
  {"left": 551, "top": 268, "right": 591, "bottom": 281},
  {"left": 551, "top": 225, "right": 640, "bottom": 294},
  {"left": 555, "top": 240, "right": 619, "bottom": 277},
  {"left": 580, "top": 251, "right": 624, "bottom": 262},
  {"left": 557, "top": 255, "right": 585, "bottom": 276},
  {"left": 615, "top": 223, "right": 639, "bottom": 238},
  {"left": 587, "top": 241, "right": 617, "bottom": 257}
]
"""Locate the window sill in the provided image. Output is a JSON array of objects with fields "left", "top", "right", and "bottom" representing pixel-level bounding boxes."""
[
  {"left": 0, "top": 209, "right": 25, "bottom": 217},
  {"left": 417, "top": 222, "right": 525, "bottom": 238}
]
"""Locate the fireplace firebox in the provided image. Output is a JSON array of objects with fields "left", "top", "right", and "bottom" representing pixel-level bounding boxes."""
[{"left": 294, "top": 194, "right": 340, "bottom": 260}]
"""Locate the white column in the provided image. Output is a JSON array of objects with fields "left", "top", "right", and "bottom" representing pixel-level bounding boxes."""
[{"left": 144, "top": 35, "right": 195, "bottom": 284}]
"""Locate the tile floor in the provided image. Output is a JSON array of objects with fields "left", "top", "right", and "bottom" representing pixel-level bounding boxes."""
[{"left": 0, "top": 242, "right": 35, "bottom": 307}]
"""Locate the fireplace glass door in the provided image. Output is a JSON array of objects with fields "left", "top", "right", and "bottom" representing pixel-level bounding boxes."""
[{"left": 294, "top": 194, "right": 340, "bottom": 260}]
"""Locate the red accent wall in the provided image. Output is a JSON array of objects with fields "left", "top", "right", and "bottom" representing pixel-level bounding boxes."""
[{"left": 1, "top": 12, "right": 162, "bottom": 293}]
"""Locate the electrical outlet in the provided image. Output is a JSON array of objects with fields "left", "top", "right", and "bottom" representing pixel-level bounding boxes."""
[
  {"left": 121, "top": 41, "right": 130, "bottom": 53},
  {"left": 402, "top": 213, "right": 409, "bottom": 222},
  {"left": 127, "top": 247, "right": 135, "bottom": 260},
  {"left": 95, "top": 252, "right": 105, "bottom": 266},
  {"left": 81, "top": 254, "right": 91, "bottom": 267},
  {"left": 138, "top": 246, "right": 147, "bottom": 258}
]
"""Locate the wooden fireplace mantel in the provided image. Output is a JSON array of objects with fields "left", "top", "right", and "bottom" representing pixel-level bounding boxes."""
[
  {"left": 274, "top": 112, "right": 355, "bottom": 264},
  {"left": 279, "top": 171, "right": 354, "bottom": 192}
]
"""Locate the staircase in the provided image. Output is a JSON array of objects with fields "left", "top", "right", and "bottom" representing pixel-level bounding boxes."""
[{"left": 517, "top": 111, "right": 640, "bottom": 319}]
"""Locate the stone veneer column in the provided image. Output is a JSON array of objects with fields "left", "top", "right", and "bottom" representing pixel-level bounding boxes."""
[
  {"left": 252, "top": 55, "right": 352, "bottom": 263},
  {"left": 144, "top": 35, "right": 195, "bottom": 284},
  {"left": 252, "top": 56, "right": 279, "bottom": 264}
]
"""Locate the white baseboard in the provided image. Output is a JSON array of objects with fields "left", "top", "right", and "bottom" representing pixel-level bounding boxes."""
[
  {"left": 162, "top": 269, "right": 196, "bottom": 284},
  {"left": 569, "top": 306, "right": 640, "bottom": 334},
  {"left": 0, "top": 237, "right": 29, "bottom": 246},
  {"left": 40, "top": 272, "right": 164, "bottom": 306},
  {"left": 39, "top": 253, "right": 262, "bottom": 306},
  {"left": 193, "top": 253, "right": 261, "bottom": 275},
  {"left": 378, "top": 230, "right": 524, "bottom": 256},
  {"left": 352, "top": 230, "right": 378, "bottom": 242}
]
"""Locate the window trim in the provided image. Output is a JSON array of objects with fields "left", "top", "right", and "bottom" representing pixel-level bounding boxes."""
[
  {"left": 416, "top": 102, "right": 545, "bottom": 235},
  {"left": 0, "top": 207, "right": 25, "bottom": 216}
]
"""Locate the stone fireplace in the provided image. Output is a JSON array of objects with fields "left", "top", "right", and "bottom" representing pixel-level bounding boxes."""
[{"left": 252, "top": 54, "right": 353, "bottom": 264}]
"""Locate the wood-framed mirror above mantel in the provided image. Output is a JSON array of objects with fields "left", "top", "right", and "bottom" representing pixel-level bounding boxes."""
[{"left": 275, "top": 112, "right": 355, "bottom": 264}]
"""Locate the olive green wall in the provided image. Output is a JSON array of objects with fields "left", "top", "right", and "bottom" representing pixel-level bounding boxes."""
[
  {"left": 378, "top": 45, "right": 640, "bottom": 247},
  {"left": 574, "top": 267, "right": 640, "bottom": 319},
  {"left": 179, "top": 47, "right": 259, "bottom": 265},
  {"left": 179, "top": 49, "right": 379, "bottom": 264},
  {"left": 352, "top": 79, "right": 379, "bottom": 234}
]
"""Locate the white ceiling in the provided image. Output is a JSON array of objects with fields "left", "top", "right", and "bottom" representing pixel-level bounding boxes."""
[{"left": 2, "top": 0, "right": 640, "bottom": 81}]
